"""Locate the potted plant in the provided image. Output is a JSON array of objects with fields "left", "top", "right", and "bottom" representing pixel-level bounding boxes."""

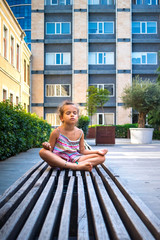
[{"left": 121, "top": 76, "right": 160, "bottom": 144}]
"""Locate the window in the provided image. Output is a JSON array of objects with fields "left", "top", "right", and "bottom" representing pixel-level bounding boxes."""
[
  {"left": 24, "top": 103, "right": 26, "bottom": 109},
  {"left": 3, "top": 89, "right": 7, "bottom": 101},
  {"left": 10, "top": 93, "right": 13, "bottom": 104},
  {"left": 16, "top": 44, "right": 20, "bottom": 70},
  {"left": 24, "top": 60, "right": 26, "bottom": 82},
  {"left": 136, "top": 0, "right": 157, "bottom": 4},
  {"left": 27, "top": 65, "right": 30, "bottom": 86},
  {"left": 60, "top": 0, "right": 72, "bottom": 5},
  {"left": 88, "top": 52, "right": 114, "bottom": 65},
  {"left": 89, "top": 22, "right": 114, "bottom": 34},
  {"left": 46, "top": 53, "right": 71, "bottom": 65},
  {"left": 46, "top": 113, "right": 61, "bottom": 126},
  {"left": 88, "top": 0, "right": 99, "bottom": 4},
  {"left": 3, "top": 26, "right": 8, "bottom": 59},
  {"left": 92, "top": 113, "right": 114, "bottom": 125},
  {"left": 45, "top": 0, "right": 72, "bottom": 5},
  {"left": 88, "top": 0, "right": 113, "bottom": 5},
  {"left": 46, "top": 84, "right": 70, "bottom": 97},
  {"left": 90, "top": 84, "right": 114, "bottom": 97},
  {"left": 132, "top": 22, "right": 157, "bottom": 34},
  {"left": 132, "top": 52, "right": 157, "bottom": 65},
  {"left": 16, "top": 96, "right": 19, "bottom": 105},
  {"left": 11, "top": 36, "right": 14, "bottom": 65},
  {"left": 46, "top": 22, "right": 70, "bottom": 35}
]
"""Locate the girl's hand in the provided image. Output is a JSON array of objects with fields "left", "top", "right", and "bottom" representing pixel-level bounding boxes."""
[
  {"left": 42, "top": 142, "right": 51, "bottom": 150},
  {"left": 98, "top": 149, "right": 108, "bottom": 156}
]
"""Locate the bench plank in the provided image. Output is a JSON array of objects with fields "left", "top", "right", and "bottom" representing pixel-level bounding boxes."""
[
  {"left": 17, "top": 169, "right": 57, "bottom": 240},
  {"left": 58, "top": 176, "right": 75, "bottom": 240},
  {"left": 92, "top": 168, "right": 131, "bottom": 240},
  {"left": 0, "top": 166, "right": 51, "bottom": 240},
  {"left": 96, "top": 165, "right": 155, "bottom": 240},
  {"left": 85, "top": 171, "right": 110, "bottom": 240},
  {"left": 104, "top": 165, "right": 160, "bottom": 240},
  {"left": 77, "top": 174, "right": 89, "bottom": 240},
  {"left": 38, "top": 170, "right": 65, "bottom": 240},
  {"left": 0, "top": 162, "right": 47, "bottom": 228}
]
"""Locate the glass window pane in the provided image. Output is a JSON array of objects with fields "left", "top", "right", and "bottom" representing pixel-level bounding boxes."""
[
  {"left": 136, "top": 0, "right": 143, "bottom": 4},
  {"left": 56, "top": 23, "right": 60, "bottom": 34},
  {"left": 147, "top": 53, "right": 157, "bottom": 64},
  {"left": 56, "top": 114, "right": 61, "bottom": 125},
  {"left": 89, "top": 22, "right": 97, "bottom": 34},
  {"left": 144, "top": 0, "right": 150, "bottom": 5},
  {"left": 147, "top": 22, "right": 156, "bottom": 33},
  {"left": 98, "top": 53, "right": 103, "bottom": 64},
  {"left": 99, "top": 23, "right": 103, "bottom": 33},
  {"left": 101, "top": 0, "right": 107, "bottom": 4},
  {"left": 104, "top": 22, "right": 113, "bottom": 34},
  {"left": 98, "top": 114, "right": 103, "bottom": 125},
  {"left": 142, "top": 22, "right": 146, "bottom": 33},
  {"left": 52, "top": 0, "right": 57, "bottom": 4},
  {"left": 132, "top": 53, "right": 141, "bottom": 64},
  {"left": 46, "top": 53, "right": 55, "bottom": 65},
  {"left": 61, "top": 85, "right": 70, "bottom": 96},
  {"left": 88, "top": 52, "right": 96, "bottom": 64},
  {"left": 61, "top": 23, "right": 70, "bottom": 34},
  {"left": 142, "top": 54, "right": 146, "bottom": 64},
  {"left": 104, "top": 84, "right": 113, "bottom": 96},
  {"left": 60, "top": 0, "right": 65, "bottom": 4},
  {"left": 104, "top": 52, "right": 114, "bottom": 64},
  {"left": 56, "top": 53, "right": 61, "bottom": 64},
  {"left": 152, "top": 0, "right": 157, "bottom": 5},
  {"left": 47, "top": 23, "right": 55, "bottom": 34},
  {"left": 56, "top": 85, "right": 60, "bottom": 96},
  {"left": 132, "top": 22, "right": 140, "bottom": 34},
  {"left": 104, "top": 113, "right": 114, "bottom": 125},
  {"left": 63, "top": 53, "right": 70, "bottom": 65},
  {"left": 51, "top": 85, "right": 55, "bottom": 96}
]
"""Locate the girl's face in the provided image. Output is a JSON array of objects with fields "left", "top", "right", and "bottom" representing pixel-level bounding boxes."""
[{"left": 60, "top": 105, "right": 79, "bottom": 124}]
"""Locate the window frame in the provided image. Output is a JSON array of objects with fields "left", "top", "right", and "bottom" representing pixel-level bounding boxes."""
[
  {"left": 10, "top": 35, "right": 15, "bottom": 65},
  {"left": 3, "top": 88, "right": 8, "bottom": 101},
  {"left": 45, "top": 113, "right": 61, "bottom": 126},
  {"left": 46, "top": 22, "right": 71, "bottom": 35},
  {"left": 136, "top": 0, "right": 158, "bottom": 5},
  {"left": 16, "top": 43, "right": 20, "bottom": 71},
  {"left": 88, "top": 52, "right": 114, "bottom": 65},
  {"left": 88, "top": 21, "right": 114, "bottom": 34},
  {"left": 132, "top": 21, "right": 157, "bottom": 34},
  {"left": 46, "top": 84, "right": 71, "bottom": 97},
  {"left": 46, "top": 52, "right": 71, "bottom": 65},
  {"left": 97, "top": 113, "right": 114, "bottom": 125},
  {"left": 132, "top": 52, "right": 157, "bottom": 65},
  {"left": 3, "top": 24, "right": 8, "bottom": 59},
  {"left": 24, "top": 59, "right": 26, "bottom": 83},
  {"left": 90, "top": 84, "right": 114, "bottom": 97}
]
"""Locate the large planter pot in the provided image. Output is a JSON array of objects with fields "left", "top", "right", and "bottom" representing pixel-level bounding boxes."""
[
  {"left": 86, "top": 127, "right": 96, "bottom": 139},
  {"left": 96, "top": 126, "right": 115, "bottom": 145},
  {"left": 130, "top": 128, "right": 154, "bottom": 144}
]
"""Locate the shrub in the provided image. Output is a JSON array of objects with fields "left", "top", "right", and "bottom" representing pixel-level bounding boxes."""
[
  {"left": 78, "top": 115, "right": 90, "bottom": 138},
  {"left": 0, "top": 100, "right": 51, "bottom": 160}
]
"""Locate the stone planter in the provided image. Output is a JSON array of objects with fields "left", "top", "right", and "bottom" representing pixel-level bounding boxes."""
[
  {"left": 130, "top": 128, "right": 154, "bottom": 144},
  {"left": 96, "top": 126, "right": 115, "bottom": 145},
  {"left": 86, "top": 127, "right": 96, "bottom": 139}
]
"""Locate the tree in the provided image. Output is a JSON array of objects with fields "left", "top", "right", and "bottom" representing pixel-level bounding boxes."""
[
  {"left": 86, "top": 86, "right": 110, "bottom": 125},
  {"left": 121, "top": 76, "right": 160, "bottom": 128},
  {"left": 156, "top": 51, "right": 160, "bottom": 83}
]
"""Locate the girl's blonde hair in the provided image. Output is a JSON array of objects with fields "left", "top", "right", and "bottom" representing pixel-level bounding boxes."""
[{"left": 58, "top": 100, "right": 79, "bottom": 119}]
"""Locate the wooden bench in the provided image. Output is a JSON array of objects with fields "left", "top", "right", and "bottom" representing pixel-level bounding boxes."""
[{"left": 0, "top": 161, "right": 160, "bottom": 240}]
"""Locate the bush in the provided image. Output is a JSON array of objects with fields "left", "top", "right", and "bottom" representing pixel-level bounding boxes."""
[
  {"left": 78, "top": 115, "right": 90, "bottom": 138},
  {"left": 0, "top": 100, "right": 52, "bottom": 160},
  {"left": 115, "top": 124, "right": 138, "bottom": 138},
  {"left": 153, "top": 130, "right": 160, "bottom": 140}
]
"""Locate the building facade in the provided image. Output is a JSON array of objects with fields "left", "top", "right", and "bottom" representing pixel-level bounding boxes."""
[
  {"left": 31, "top": 0, "right": 160, "bottom": 126},
  {"left": 6, "top": 0, "right": 31, "bottom": 50},
  {"left": 0, "top": 0, "right": 31, "bottom": 111}
]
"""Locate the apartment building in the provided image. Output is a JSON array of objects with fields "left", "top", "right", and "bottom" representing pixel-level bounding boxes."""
[
  {"left": 31, "top": 0, "right": 160, "bottom": 126},
  {"left": 0, "top": 0, "right": 31, "bottom": 111}
]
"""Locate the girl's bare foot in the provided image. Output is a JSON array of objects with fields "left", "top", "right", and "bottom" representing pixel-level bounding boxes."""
[
  {"left": 75, "top": 162, "right": 92, "bottom": 172},
  {"left": 98, "top": 149, "right": 108, "bottom": 156}
]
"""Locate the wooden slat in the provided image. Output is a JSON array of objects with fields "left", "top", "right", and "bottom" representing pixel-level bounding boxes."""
[
  {"left": 96, "top": 165, "right": 155, "bottom": 240},
  {"left": 0, "top": 166, "right": 51, "bottom": 240},
  {"left": 17, "top": 169, "right": 58, "bottom": 240},
  {"left": 103, "top": 165, "right": 160, "bottom": 240},
  {"left": 0, "top": 160, "right": 44, "bottom": 208},
  {"left": 0, "top": 162, "right": 47, "bottom": 227},
  {"left": 85, "top": 171, "right": 110, "bottom": 240},
  {"left": 91, "top": 168, "right": 131, "bottom": 240},
  {"left": 77, "top": 175, "right": 89, "bottom": 240},
  {"left": 38, "top": 170, "right": 65, "bottom": 240},
  {"left": 58, "top": 176, "right": 75, "bottom": 240}
]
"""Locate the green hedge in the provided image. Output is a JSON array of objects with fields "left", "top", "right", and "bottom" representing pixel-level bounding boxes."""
[
  {"left": 115, "top": 124, "right": 138, "bottom": 138},
  {"left": 0, "top": 101, "right": 52, "bottom": 160}
]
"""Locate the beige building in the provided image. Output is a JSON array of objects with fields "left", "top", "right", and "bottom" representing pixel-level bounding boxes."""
[
  {"left": 31, "top": 0, "right": 159, "bottom": 126},
  {"left": 0, "top": 0, "right": 31, "bottom": 111}
]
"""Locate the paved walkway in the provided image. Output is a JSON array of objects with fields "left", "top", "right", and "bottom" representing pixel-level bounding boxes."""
[{"left": 0, "top": 138, "right": 160, "bottom": 220}]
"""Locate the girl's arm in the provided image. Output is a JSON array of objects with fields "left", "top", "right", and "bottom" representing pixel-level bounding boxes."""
[
  {"left": 79, "top": 132, "right": 107, "bottom": 156},
  {"left": 42, "top": 129, "right": 59, "bottom": 152}
]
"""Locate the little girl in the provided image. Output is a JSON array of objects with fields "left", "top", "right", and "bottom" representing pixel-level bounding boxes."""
[{"left": 39, "top": 101, "right": 108, "bottom": 172}]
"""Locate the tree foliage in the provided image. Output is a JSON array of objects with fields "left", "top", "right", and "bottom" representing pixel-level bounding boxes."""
[
  {"left": 121, "top": 76, "right": 160, "bottom": 128},
  {"left": 86, "top": 86, "right": 110, "bottom": 125}
]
